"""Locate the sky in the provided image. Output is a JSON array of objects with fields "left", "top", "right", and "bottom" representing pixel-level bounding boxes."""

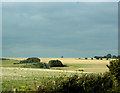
[{"left": 2, "top": 2, "right": 118, "bottom": 58}]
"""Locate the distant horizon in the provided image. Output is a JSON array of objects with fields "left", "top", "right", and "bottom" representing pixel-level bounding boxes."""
[{"left": 2, "top": 53, "right": 118, "bottom": 58}]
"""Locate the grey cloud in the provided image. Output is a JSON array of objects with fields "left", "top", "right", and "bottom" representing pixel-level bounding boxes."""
[{"left": 2, "top": 2, "right": 118, "bottom": 57}]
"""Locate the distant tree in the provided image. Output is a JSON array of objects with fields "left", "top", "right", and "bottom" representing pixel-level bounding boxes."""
[
  {"left": 112, "top": 55, "right": 117, "bottom": 59},
  {"left": 103, "top": 56, "right": 106, "bottom": 58},
  {"left": 94, "top": 56, "right": 99, "bottom": 60},
  {"left": 91, "top": 58, "right": 93, "bottom": 60},
  {"left": 61, "top": 56, "right": 63, "bottom": 58},
  {"left": 85, "top": 58, "right": 88, "bottom": 60},
  {"left": 106, "top": 54, "right": 112, "bottom": 58},
  {"left": 106, "top": 58, "right": 109, "bottom": 60},
  {"left": 118, "top": 55, "right": 120, "bottom": 59},
  {"left": 94, "top": 56, "right": 97, "bottom": 58},
  {"left": 100, "top": 58, "right": 103, "bottom": 60}
]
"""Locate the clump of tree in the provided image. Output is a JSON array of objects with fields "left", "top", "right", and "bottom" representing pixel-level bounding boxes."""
[
  {"left": 20, "top": 57, "right": 40, "bottom": 64},
  {"left": 91, "top": 58, "right": 93, "bottom": 60},
  {"left": 107, "top": 59, "right": 120, "bottom": 92},
  {"left": 94, "top": 54, "right": 114, "bottom": 60},
  {"left": 14, "top": 57, "right": 48, "bottom": 69},
  {"left": 94, "top": 56, "right": 100, "bottom": 60},
  {"left": 112, "top": 55, "right": 117, "bottom": 59},
  {"left": 48, "top": 60, "right": 63, "bottom": 67}
]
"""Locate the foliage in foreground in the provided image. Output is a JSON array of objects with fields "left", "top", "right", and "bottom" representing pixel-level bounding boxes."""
[
  {"left": 107, "top": 59, "right": 120, "bottom": 92},
  {"left": 13, "top": 72, "right": 114, "bottom": 93},
  {"left": 4, "top": 59, "right": 120, "bottom": 93}
]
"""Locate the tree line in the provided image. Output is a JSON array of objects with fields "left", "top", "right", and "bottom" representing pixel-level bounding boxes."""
[{"left": 94, "top": 54, "right": 119, "bottom": 59}]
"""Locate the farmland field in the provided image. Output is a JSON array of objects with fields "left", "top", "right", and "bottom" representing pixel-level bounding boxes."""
[
  {"left": 1, "top": 58, "right": 111, "bottom": 91},
  {"left": 6, "top": 58, "right": 110, "bottom": 72}
]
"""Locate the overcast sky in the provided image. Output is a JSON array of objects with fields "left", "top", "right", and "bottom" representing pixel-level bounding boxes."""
[{"left": 2, "top": 2, "right": 118, "bottom": 58}]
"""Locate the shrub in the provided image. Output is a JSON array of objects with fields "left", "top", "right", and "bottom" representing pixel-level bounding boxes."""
[
  {"left": 20, "top": 57, "right": 40, "bottom": 64},
  {"left": 20, "top": 60, "right": 29, "bottom": 64},
  {"left": 106, "top": 58, "right": 109, "bottom": 60},
  {"left": 100, "top": 58, "right": 102, "bottom": 60},
  {"left": 94, "top": 56, "right": 99, "bottom": 60},
  {"left": 33, "top": 63, "right": 47, "bottom": 69},
  {"left": 91, "top": 58, "right": 93, "bottom": 60},
  {"left": 112, "top": 55, "right": 117, "bottom": 59},
  {"left": 107, "top": 59, "right": 120, "bottom": 82},
  {"left": 48, "top": 60, "right": 63, "bottom": 67},
  {"left": 37, "top": 73, "right": 113, "bottom": 93},
  {"left": 107, "top": 59, "right": 120, "bottom": 92},
  {"left": 106, "top": 54, "right": 112, "bottom": 58},
  {"left": 85, "top": 58, "right": 87, "bottom": 60},
  {"left": 26, "top": 57, "right": 40, "bottom": 63}
]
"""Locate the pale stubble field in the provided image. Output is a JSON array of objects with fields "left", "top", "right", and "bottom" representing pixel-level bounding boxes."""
[{"left": 8, "top": 58, "right": 110, "bottom": 72}]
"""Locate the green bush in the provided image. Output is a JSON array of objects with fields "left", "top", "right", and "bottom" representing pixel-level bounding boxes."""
[
  {"left": 106, "top": 54, "right": 112, "bottom": 58},
  {"left": 37, "top": 73, "right": 113, "bottom": 93},
  {"left": 20, "top": 60, "right": 29, "bottom": 64},
  {"left": 100, "top": 58, "right": 102, "bottom": 60},
  {"left": 91, "top": 58, "right": 93, "bottom": 60},
  {"left": 33, "top": 63, "right": 47, "bottom": 69},
  {"left": 112, "top": 55, "right": 117, "bottom": 59},
  {"left": 26, "top": 57, "right": 40, "bottom": 63},
  {"left": 107, "top": 59, "right": 120, "bottom": 92},
  {"left": 20, "top": 57, "right": 40, "bottom": 64},
  {"left": 48, "top": 60, "right": 63, "bottom": 67},
  {"left": 107, "top": 59, "right": 120, "bottom": 81}
]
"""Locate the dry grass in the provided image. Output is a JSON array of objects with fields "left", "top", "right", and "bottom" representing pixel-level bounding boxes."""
[
  {"left": 7, "top": 58, "right": 110, "bottom": 72},
  {"left": 8, "top": 58, "right": 110, "bottom": 64}
]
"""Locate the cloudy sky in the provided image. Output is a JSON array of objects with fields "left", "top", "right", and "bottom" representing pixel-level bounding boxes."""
[{"left": 2, "top": 2, "right": 118, "bottom": 58}]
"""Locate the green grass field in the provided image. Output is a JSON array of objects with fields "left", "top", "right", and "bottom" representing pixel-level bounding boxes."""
[
  {"left": 2, "top": 67, "right": 87, "bottom": 91},
  {"left": 1, "top": 59, "right": 109, "bottom": 91}
]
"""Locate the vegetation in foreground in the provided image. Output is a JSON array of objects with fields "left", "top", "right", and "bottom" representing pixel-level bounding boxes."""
[{"left": 1, "top": 59, "right": 120, "bottom": 92}]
